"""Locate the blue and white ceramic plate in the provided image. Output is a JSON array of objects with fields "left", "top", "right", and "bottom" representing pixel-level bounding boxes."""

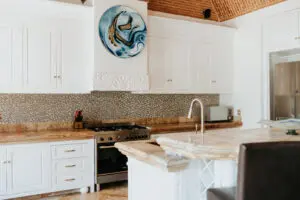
[{"left": 99, "top": 5, "right": 147, "bottom": 58}]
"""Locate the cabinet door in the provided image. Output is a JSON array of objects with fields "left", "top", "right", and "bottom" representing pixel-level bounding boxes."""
[
  {"left": 0, "top": 24, "right": 28, "bottom": 93},
  {"left": 148, "top": 36, "right": 170, "bottom": 92},
  {"left": 264, "top": 11, "right": 299, "bottom": 52},
  {"left": 148, "top": 36, "right": 191, "bottom": 93},
  {"left": 59, "top": 18, "right": 92, "bottom": 93},
  {"left": 7, "top": 143, "right": 50, "bottom": 194},
  {"left": 0, "top": 147, "right": 7, "bottom": 195},
  {"left": 25, "top": 21, "right": 57, "bottom": 93},
  {"left": 168, "top": 38, "right": 191, "bottom": 91},
  {"left": 210, "top": 38, "right": 234, "bottom": 94},
  {"left": 0, "top": 26, "right": 12, "bottom": 92},
  {"left": 189, "top": 43, "right": 212, "bottom": 93}
]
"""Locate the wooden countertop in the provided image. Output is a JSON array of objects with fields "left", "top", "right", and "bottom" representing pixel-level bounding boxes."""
[
  {"left": 156, "top": 128, "right": 300, "bottom": 160},
  {"left": 0, "top": 120, "right": 242, "bottom": 145},
  {"left": 0, "top": 129, "right": 95, "bottom": 145},
  {"left": 149, "top": 121, "right": 242, "bottom": 134}
]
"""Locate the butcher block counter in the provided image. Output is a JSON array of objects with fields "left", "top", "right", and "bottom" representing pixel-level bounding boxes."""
[
  {"left": 0, "top": 129, "right": 95, "bottom": 144},
  {"left": 149, "top": 121, "right": 242, "bottom": 134}
]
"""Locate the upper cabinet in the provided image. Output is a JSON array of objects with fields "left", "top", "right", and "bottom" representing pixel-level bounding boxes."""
[
  {"left": 0, "top": 1, "right": 93, "bottom": 93},
  {"left": 0, "top": 1, "right": 234, "bottom": 94},
  {"left": 148, "top": 17, "right": 235, "bottom": 94},
  {"left": 148, "top": 36, "right": 191, "bottom": 93},
  {"left": 263, "top": 11, "right": 300, "bottom": 52}
]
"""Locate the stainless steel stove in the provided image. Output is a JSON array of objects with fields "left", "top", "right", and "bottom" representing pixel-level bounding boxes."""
[{"left": 86, "top": 123, "right": 150, "bottom": 185}]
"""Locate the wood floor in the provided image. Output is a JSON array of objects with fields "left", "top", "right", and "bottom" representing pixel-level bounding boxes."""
[
  {"left": 49, "top": 182, "right": 128, "bottom": 200},
  {"left": 16, "top": 182, "right": 128, "bottom": 200}
]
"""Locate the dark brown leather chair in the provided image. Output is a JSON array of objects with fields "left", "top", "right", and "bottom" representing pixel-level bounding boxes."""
[{"left": 207, "top": 141, "right": 300, "bottom": 200}]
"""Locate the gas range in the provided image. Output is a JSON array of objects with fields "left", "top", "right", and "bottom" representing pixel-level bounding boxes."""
[
  {"left": 87, "top": 123, "right": 150, "bottom": 144},
  {"left": 86, "top": 123, "right": 151, "bottom": 185}
]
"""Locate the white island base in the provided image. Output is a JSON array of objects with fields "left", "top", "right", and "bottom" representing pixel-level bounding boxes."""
[{"left": 127, "top": 158, "right": 237, "bottom": 200}]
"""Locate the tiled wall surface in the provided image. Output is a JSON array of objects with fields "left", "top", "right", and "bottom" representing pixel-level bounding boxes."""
[{"left": 0, "top": 92, "right": 219, "bottom": 124}]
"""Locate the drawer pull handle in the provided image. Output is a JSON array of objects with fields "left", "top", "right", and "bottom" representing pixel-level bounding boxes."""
[
  {"left": 65, "top": 178, "right": 76, "bottom": 182},
  {"left": 65, "top": 164, "right": 76, "bottom": 168},
  {"left": 64, "top": 149, "right": 76, "bottom": 153}
]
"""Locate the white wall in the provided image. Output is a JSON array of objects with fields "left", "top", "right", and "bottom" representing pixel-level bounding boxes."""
[{"left": 220, "top": 0, "right": 300, "bottom": 129}]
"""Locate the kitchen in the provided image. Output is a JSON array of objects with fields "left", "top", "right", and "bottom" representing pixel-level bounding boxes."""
[{"left": 1, "top": 0, "right": 300, "bottom": 200}]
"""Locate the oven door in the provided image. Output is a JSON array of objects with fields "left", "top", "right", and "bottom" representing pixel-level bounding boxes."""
[{"left": 97, "top": 143, "right": 128, "bottom": 184}]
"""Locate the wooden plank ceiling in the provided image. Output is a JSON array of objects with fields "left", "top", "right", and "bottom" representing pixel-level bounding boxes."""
[{"left": 148, "top": 0, "right": 286, "bottom": 21}]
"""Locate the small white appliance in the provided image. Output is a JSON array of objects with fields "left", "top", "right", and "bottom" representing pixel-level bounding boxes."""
[{"left": 205, "top": 106, "right": 233, "bottom": 122}]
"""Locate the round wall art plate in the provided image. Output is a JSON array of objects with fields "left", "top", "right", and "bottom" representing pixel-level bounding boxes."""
[{"left": 99, "top": 5, "right": 147, "bottom": 58}]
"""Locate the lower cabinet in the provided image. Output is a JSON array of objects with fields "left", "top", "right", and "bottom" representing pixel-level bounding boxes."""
[
  {"left": 0, "top": 139, "right": 95, "bottom": 199},
  {"left": 7, "top": 143, "right": 51, "bottom": 194},
  {"left": 0, "top": 147, "right": 7, "bottom": 195}
]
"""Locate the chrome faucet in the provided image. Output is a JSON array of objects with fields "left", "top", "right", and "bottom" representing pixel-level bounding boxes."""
[{"left": 188, "top": 98, "right": 204, "bottom": 134}]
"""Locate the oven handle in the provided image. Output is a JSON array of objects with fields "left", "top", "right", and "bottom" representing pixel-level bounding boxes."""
[{"left": 99, "top": 146, "right": 115, "bottom": 149}]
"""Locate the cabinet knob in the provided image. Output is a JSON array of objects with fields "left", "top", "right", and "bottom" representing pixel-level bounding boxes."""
[
  {"left": 295, "top": 36, "right": 300, "bottom": 40},
  {"left": 167, "top": 79, "right": 173, "bottom": 82},
  {"left": 57, "top": 75, "right": 61, "bottom": 79},
  {"left": 54, "top": 75, "right": 57, "bottom": 78}
]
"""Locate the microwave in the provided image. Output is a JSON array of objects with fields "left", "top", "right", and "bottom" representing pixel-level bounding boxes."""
[{"left": 205, "top": 106, "right": 233, "bottom": 122}]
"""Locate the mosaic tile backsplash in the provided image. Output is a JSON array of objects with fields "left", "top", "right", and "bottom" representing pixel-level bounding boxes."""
[{"left": 0, "top": 92, "right": 219, "bottom": 124}]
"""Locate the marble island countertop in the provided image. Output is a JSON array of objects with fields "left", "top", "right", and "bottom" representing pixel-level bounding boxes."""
[
  {"left": 0, "top": 129, "right": 95, "bottom": 145},
  {"left": 115, "top": 140, "right": 190, "bottom": 172},
  {"left": 156, "top": 128, "right": 300, "bottom": 160}
]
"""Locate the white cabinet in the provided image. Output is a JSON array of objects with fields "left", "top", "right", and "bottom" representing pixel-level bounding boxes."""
[
  {"left": 0, "top": 1, "right": 93, "bottom": 94},
  {"left": 263, "top": 11, "right": 300, "bottom": 52},
  {"left": 210, "top": 30, "right": 234, "bottom": 94},
  {"left": 148, "top": 37, "right": 169, "bottom": 91},
  {"left": 59, "top": 18, "right": 93, "bottom": 93},
  {"left": 148, "top": 16, "right": 235, "bottom": 94},
  {"left": 25, "top": 21, "right": 57, "bottom": 93},
  {"left": 51, "top": 140, "right": 94, "bottom": 191},
  {"left": 189, "top": 43, "right": 212, "bottom": 93},
  {"left": 6, "top": 143, "right": 51, "bottom": 194},
  {"left": 0, "top": 23, "right": 24, "bottom": 93},
  {"left": 0, "top": 26, "right": 12, "bottom": 93},
  {"left": 24, "top": 17, "right": 92, "bottom": 93},
  {"left": 0, "top": 139, "right": 94, "bottom": 199},
  {"left": 148, "top": 37, "right": 191, "bottom": 93},
  {"left": 0, "top": 147, "right": 7, "bottom": 195}
]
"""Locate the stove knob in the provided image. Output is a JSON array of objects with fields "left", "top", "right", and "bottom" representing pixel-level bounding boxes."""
[
  {"left": 108, "top": 137, "right": 113, "bottom": 141},
  {"left": 100, "top": 137, "right": 104, "bottom": 141},
  {"left": 116, "top": 136, "right": 121, "bottom": 140}
]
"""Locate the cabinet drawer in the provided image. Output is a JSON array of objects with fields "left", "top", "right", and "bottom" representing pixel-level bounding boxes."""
[
  {"left": 52, "top": 173, "right": 92, "bottom": 191},
  {"left": 51, "top": 142, "right": 92, "bottom": 159},
  {"left": 52, "top": 157, "right": 93, "bottom": 175}
]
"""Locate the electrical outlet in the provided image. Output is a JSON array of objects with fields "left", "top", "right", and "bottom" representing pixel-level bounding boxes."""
[{"left": 237, "top": 109, "right": 241, "bottom": 116}]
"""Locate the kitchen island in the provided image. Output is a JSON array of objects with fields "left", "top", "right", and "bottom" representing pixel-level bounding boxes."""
[{"left": 115, "top": 128, "right": 300, "bottom": 200}]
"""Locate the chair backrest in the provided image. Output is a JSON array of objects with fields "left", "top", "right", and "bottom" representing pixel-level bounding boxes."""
[{"left": 237, "top": 141, "right": 300, "bottom": 200}]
